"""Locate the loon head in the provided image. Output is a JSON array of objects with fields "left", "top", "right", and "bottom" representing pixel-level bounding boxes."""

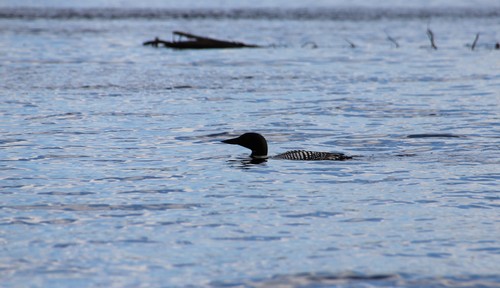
[{"left": 222, "top": 132, "right": 268, "bottom": 159}]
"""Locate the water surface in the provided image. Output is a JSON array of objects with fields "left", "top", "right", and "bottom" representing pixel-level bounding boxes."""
[{"left": 1, "top": 1, "right": 499, "bottom": 287}]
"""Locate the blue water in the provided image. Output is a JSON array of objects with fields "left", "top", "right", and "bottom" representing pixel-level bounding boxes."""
[{"left": 1, "top": 1, "right": 499, "bottom": 287}]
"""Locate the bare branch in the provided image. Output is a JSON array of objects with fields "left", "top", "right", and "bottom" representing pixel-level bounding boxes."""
[
  {"left": 471, "top": 33, "right": 480, "bottom": 50},
  {"left": 386, "top": 35, "right": 400, "bottom": 48},
  {"left": 426, "top": 28, "right": 437, "bottom": 50},
  {"left": 344, "top": 38, "right": 356, "bottom": 48}
]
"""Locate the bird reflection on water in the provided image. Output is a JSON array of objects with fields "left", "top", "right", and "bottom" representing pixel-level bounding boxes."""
[{"left": 226, "top": 157, "right": 267, "bottom": 169}]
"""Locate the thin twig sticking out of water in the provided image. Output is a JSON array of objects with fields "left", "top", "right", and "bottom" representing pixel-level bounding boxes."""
[
  {"left": 471, "top": 33, "right": 480, "bottom": 51},
  {"left": 344, "top": 38, "right": 356, "bottom": 48},
  {"left": 426, "top": 28, "right": 437, "bottom": 50},
  {"left": 386, "top": 34, "right": 399, "bottom": 48}
]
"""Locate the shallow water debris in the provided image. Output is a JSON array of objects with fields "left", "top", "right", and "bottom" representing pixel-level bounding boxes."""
[{"left": 143, "top": 31, "right": 260, "bottom": 49}]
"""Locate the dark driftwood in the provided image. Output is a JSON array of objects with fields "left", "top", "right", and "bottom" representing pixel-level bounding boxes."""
[{"left": 143, "top": 31, "right": 260, "bottom": 49}]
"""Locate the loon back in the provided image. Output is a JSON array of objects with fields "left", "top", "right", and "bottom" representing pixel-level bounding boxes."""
[
  {"left": 221, "top": 132, "right": 352, "bottom": 161},
  {"left": 272, "top": 150, "right": 352, "bottom": 161}
]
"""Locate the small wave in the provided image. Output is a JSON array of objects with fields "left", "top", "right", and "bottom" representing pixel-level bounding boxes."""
[
  {"left": 11, "top": 154, "right": 90, "bottom": 161},
  {"left": 0, "top": 217, "right": 77, "bottom": 225},
  {"left": 407, "top": 133, "right": 462, "bottom": 138},
  {"left": 89, "top": 237, "right": 157, "bottom": 244},
  {"left": 1, "top": 203, "right": 202, "bottom": 211},
  {"left": 341, "top": 217, "right": 384, "bottom": 223},
  {"left": 212, "top": 272, "right": 397, "bottom": 287},
  {"left": 52, "top": 237, "right": 158, "bottom": 247},
  {"left": 212, "top": 272, "right": 500, "bottom": 288},
  {"left": 175, "top": 132, "right": 232, "bottom": 141},
  {"left": 118, "top": 188, "right": 184, "bottom": 194},
  {"left": 26, "top": 112, "right": 83, "bottom": 120},
  {"left": 0, "top": 139, "right": 27, "bottom": 145},
  {"left": 92, "top": 175, "right": 163, "bottom": 181},
  {"left": 164, "top": 85, "right": 194, "bottom": 90},
  {"left": 213, "top": 236, "right": 285, "bottom": 241},
  {"left": 284, "top": 211, "right": 342, "bottom": 218},
  {"left": 37, "top": 191, "right": 95, "bottom": 196}
]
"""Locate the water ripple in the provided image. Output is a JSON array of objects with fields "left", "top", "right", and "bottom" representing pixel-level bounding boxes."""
[
  {"left": 2, "top": 7, "right": 499, "bottom": 20},
  {"left": 284, "top": 211, "right": 342, "bottom": 218},
  {"left": 213, "top": 236, "right": 285, "bottom": 241},
  {"left": 214, "top": 272, "right": 500, "bottom": 288},
  {"left": 1, "top": 203, "right": 202, "bottom": 211}
]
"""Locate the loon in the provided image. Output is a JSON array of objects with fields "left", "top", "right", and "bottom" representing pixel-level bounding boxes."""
[{"left": 222, "top": 132, "right": 352, "bottom": 161}]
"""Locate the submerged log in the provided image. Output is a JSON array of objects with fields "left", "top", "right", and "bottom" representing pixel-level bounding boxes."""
[{"left": 143, "top": 31, "right": 260, "bottom": 49}]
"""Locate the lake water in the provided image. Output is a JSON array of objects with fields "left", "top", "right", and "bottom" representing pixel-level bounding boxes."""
[{"left": 1, "top": 1, "right": 499, "bottom": 287}]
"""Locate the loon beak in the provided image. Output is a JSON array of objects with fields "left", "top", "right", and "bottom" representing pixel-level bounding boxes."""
[{"left": 221, "top": 137, "right": 240, "bottom": 145}]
